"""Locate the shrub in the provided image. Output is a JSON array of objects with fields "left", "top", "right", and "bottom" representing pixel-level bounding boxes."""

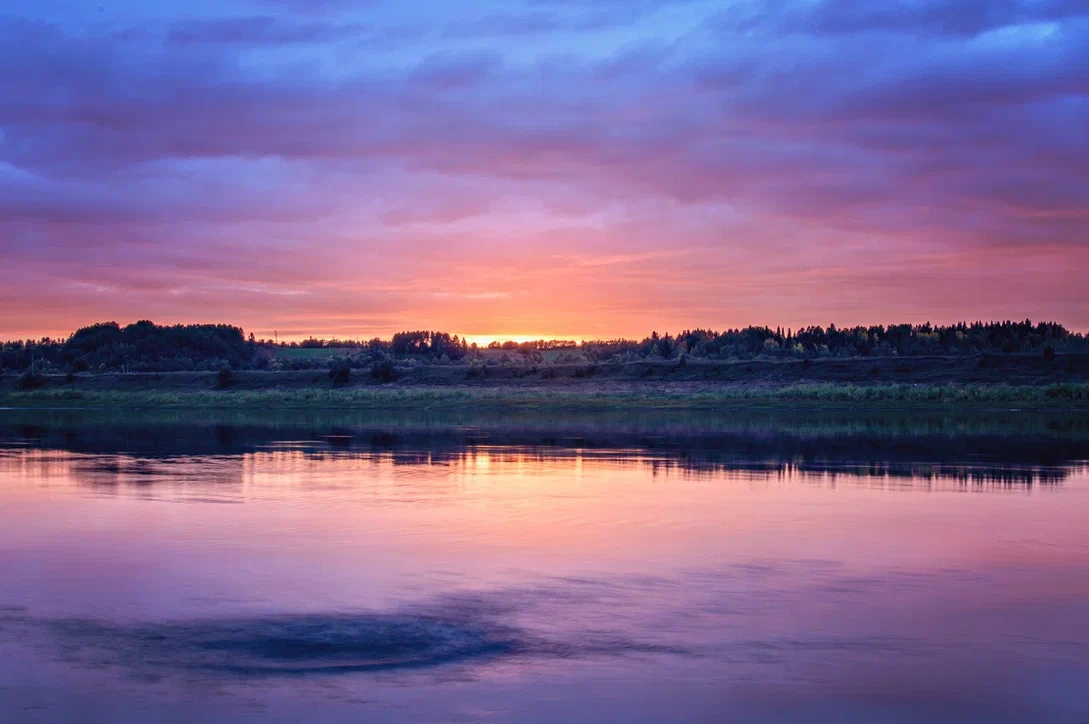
[
  {"left": 16, "top": 370, "right": 47, "bottom": 390},
  {"left": 466, "top": 360, "right": 488, "bottom": 379},
  {"left": 215, "top": 365, "right": 232, "bottom": 389},
  {"left": 328, "top": 360, "right": 352, "bottom": 385},
  {"left": 1043, "top": 344, "right": 1056, "bottom": 360},
  {"left": 573, "top": 364, "right": 597, "bottom": 378},
  {"left": 371, "top": 359, "right": 398, "bottom": 382}
]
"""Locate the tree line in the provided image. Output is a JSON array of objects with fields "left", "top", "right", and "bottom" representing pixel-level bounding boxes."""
[{"left": 1, "top": 319, "right": 1085, "bottom": 374}]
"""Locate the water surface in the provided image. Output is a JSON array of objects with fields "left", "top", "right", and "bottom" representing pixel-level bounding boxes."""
[{"left": 2, "top": 409, "right": 1088, "bottom": 722}]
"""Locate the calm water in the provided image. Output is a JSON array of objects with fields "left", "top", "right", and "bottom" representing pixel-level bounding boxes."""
[{"left": 2, "top": 409, "right": 1089, "bottom": 723}]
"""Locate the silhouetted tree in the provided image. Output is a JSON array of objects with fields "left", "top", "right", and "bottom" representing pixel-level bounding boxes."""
[
  {"left": 328, "top": 359, "right": 352, "bottom": 385},
  {"left": 2, "top": 319, "right": 1086, "bottom": 373},
  {"left": 215, "top": 364, "right": 232, "bottom": 389}
]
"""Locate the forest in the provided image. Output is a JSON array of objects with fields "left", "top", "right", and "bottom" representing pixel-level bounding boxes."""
[{"left": 1, "top": 320, "right": 1085, "bottom": 375}]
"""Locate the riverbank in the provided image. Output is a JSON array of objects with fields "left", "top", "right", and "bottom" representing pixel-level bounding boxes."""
[
  {"left": 2, "top": 356, "right": 1088, "bottom": 410},
  {"left": 2, "top": 381, "right": 1088, "bottom": 410},
  {"left": 3, "top": 406, "right": 1087, "bottom": 484}
]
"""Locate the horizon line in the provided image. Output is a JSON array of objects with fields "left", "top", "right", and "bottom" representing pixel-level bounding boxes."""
[{"left": 4, "top": 318, "right": 1087, "bottom": 347}]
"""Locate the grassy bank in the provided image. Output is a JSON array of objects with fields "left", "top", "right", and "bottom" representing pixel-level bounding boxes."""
[{"left": 3, "top": 382, "right": 1089, "bottom": 410}]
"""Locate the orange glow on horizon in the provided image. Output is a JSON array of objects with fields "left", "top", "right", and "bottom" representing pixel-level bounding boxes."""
[
  {"left": 236, "top": 332, "right": 585, "bottom": 347},
  {"left": 461, "top": 334, "right": 584, "bottom": 346}
]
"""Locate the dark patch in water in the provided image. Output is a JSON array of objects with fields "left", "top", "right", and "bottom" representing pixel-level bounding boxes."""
[
  {"left": 39, "top": 612, "right": 520, "bottom": 677},
  {"left": 0, "top": 594, "right": 688, "bottom": 679}
]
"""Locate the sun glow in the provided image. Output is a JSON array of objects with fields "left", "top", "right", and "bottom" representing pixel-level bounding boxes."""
[{"left": 461, "top": 334, "right": 584, "bottom": 346}]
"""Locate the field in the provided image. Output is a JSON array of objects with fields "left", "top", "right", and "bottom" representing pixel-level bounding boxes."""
[
  {"left": 2, "top": 354, "right": 1089, "bottom": 409},
  {"left": 269, "top": 347, "right": 361, "bottom": 360},
  {"left": 3, "top": 383, "right": 1088, "bottom": 410}
]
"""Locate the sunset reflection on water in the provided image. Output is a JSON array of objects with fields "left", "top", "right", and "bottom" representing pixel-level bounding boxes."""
[{"left": 2, "top": 420, "right": 1089, "bottom": 723}]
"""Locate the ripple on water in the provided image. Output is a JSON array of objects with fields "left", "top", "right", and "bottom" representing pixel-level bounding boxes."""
[
  {"left": 3, "top": 607, "right": 521, "bottom": 677},
  {"left": 0, "top": 593, "right": 689, "bottom": 680}
]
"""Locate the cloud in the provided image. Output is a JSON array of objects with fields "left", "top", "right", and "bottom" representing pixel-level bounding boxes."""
[
  {"left": 721, "top": 0, "right": 1089, "bottom": 37},
  {"left": 255, "top": 0, "right": 371, "bottom": 14},
  {"left": 166, "top": 16, "right": 364, "bottom": 45},
  {"left": 431, "top": 291, "right": 512, "bottom": 300},
  {"left": 1, "top": 0, "right": 1087, "bottom": 337}
]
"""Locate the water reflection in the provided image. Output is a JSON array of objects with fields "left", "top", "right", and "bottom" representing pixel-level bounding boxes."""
[
  {"left": 2, "top": 409, "right": 1089, "bottom": 723},
  {"left": 3, "top": 407, "right": 1087, "bottom": 493},
  {"left": 1, "top": 447, "right": 1079, "bottom": 504}
]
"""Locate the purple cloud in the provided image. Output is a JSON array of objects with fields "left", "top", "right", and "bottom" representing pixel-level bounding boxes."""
[
  {"left": 1, "top": 0, "right": 1087, "bottom": 339},
  {"left": 166, "top": 16, "right": 365, "bottom": 45},
  {"left": 722, "top": 0, "right": 1089, "bottom": 37}
]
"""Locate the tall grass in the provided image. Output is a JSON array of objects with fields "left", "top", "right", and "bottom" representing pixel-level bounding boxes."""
[{"left": 1, "top": 382, "right": 1088, "bottom": 409}]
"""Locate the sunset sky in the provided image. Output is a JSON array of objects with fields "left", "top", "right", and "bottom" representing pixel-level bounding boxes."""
[{"left": 2, "top": 0, "right": 1087, "bottom": 341}]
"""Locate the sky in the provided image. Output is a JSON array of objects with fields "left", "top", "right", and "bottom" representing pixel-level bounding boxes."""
[{"left": 1, "top": 0, "right": 1087, "bottom": 342}]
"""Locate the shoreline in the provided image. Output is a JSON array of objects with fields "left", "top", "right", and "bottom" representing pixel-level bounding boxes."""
[{"left": 2, "top": 380, "right": 1088, "bottom": 410}]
